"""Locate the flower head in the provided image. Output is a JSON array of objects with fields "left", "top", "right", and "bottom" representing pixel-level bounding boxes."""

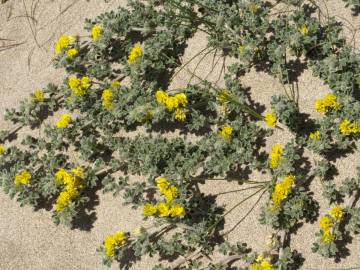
[
  {"left": 55, "top": 35, "right": 76, "bottom": 55},
  {"left": 14, "top": 170, "right": 32, "bottom": 186},
  {"left": 298, "top": 25, "right": 309, "bottom": 35},
  {"left": 330, "top": 205, "right": 344, "bottom": 221},
  {"left": 68, "top": 76, "right": 91, "bottom": 96},
  {"left": 170, "top": 204, "right": 186, "bottom": 217},
  {"left": 217, "top": 89, "right": 231, "bottom": 104},
  {"left": 157, "top": 202, "right": 171, "bottom": 217},
  {"left": 271, "top": 175, "right": 295, "bottom": 207},
  {"left": 102, "top": 89, "right": 114, "bottom": 110},
  {"left": 111, "top": 80, "right": 121, "bottom": 88},
  {"left": 104, "top": 231, "right": 127, "bottom": 258},
  {"left": 143, "top": 203, "right": 157, "bottom": 216},
  {"left": 33, "top": 89, "right": 45, "bottom": 103},
  {"left": 91, "top": 25, "right": 103, "bottom": 41},
  {"left": 319, "top": 216, "right": 334, "bottom": 231},
  {"left": 56, "top": 114, "right": 72, "bottom": 129},
  {"left": 220, "top": 124, "right": 233, "bottom": 141},
  {"left": 67, "top": 48, "right": 78, "bottom": 58},
  {"left": 0, "top": 144, "right": 5, "bottom": 155},
  {"left": 250, "top": 256, "right": 276, "bottom": 270},
  {"left": 265, "top": 112, "right": 277, "bottom": 128},
  {"left": 315, "top": 94, "right": 341, "bottom": 113},
  {"left": 269, "top": 144, "right": 283, "bottom": 169},
  {"left": 321, "top": 229, "right": 335, "bottom": 244},
  {"left": 127, "top": 43, "right": 143, "bottom": 64},
  {"left": 174, "top": 108, "right": 186, "bottom": 122},
  {"left": 309, "top": 130, "right": 321, "bottom": 140},
  {"left": 339, "top": 119, "right": 360, "bottom": 136}
]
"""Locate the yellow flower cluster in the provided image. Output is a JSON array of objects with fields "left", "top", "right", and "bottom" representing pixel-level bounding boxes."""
[
  {"left": 339, "top": 119, "right": 360, "bottom": 136},
  {"left": 56, "top": 114, "right": 72, "bottom": 129},
  {"left": 156, "top": 90, "right": 188, "bottom": 121},
  {"left": 54, "top": 167, "right": 85, "bottom": 212},
  {"left": 319, "top": 205, "right": 344, "bottom": 244},
  {"left": 271, "top": 175, "right": 295, "bottom": 208},
  {"left": 0, "top": 144, "right": 6, "bottom": 155},
  {"left": 217, "top": 89, "right": 231, "bottom": 104},
  {"left": 269, "top": 144, "right": 283, "bottom": 169},
  {"left": 127, "top": 43, "right": 143, "bottom": 64},
  {"left": 309, "top": 130, "right": 321, "bottom": 140},
  {"left": 219, "top": 124, "right": 233, "bottom": 141},
  {"left": 55, "top": 35, "right": 76, "bottom": 55},
  {"left": 104, "top": 231, "right": 127, "bottom": 258},
  {"left": 102, "top": 89, "right": 114, "bottom": 110},
  {"left": 33, "top": 89, "right": 45, "bottom": 103},
  {"left": 14, "top": 170, "right": 32, "bottom": 186},
  {"left": 250, "top": 255, "right": 276, "bottom": 270},
  {"left": 91, "top": 25, "right": 103, "bottom": 41},
  {"left": 66, "top": 48, "right": 78, "bottom": 59},
  {"left": 298, "top": 25, "right": 309, "bottom": 35},
  {"left": 143, "top": 177, "right": 185, "bottom": 218},
  {"left": 265, "top": 112, "right": 277, "bottom": 128},
  {"left": 315, "top": 94, "right": 341, "bottom": 113},
  {"left": 68, "top": 76, "right": 91, "bottom": 96}
]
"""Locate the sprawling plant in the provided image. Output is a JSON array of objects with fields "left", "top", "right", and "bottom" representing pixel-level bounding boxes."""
[{"left": 0, "top": 0, "right": 359, "bottom": 269}]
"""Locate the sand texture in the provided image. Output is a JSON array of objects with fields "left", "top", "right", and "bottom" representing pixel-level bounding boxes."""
[{"left": 0, "top": 0, "right": 359, "bottom": 269}]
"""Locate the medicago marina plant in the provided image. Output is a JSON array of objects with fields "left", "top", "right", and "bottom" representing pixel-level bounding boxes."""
[{"left": 0, "top": 0, "right": 359, "bottom": 269}]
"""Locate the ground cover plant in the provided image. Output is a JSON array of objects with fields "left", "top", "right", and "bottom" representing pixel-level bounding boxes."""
[{"left": 0, "top": 0, "right": 359, "bottom": 269}]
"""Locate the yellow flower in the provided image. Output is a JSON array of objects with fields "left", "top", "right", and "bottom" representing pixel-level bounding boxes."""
[
  {"left": 33, "top": 89, "right": 45, "bottom": 103},
  {"left": 164, "top": 96, "right": 179, "bottom": 111},
  {"left": 269, "top": 144, "right": 283, "bottom": 169},
  {"left": 72, "top": 167, "right": 85, "bottom": 179},
  {"left": 156, "top": 177, "right": 170, "bottom": 193},
  {"left": 91, "top": 25, "right": 103, "bottom": 41},
  {"left": 54, "top": 167, "right": 85, "bottom": 212},
  {"left": 127, "top": 43, "right": 143, "bottom": 64},
  {"left": 55, "top": 190, "right": 73, "bottom": 212},
  {"left": 170, "top": 204, "right": 185, "bottom": 217},
  {"left": 111, "top": 80, "right": 121, "bottom": 88},
  {"left": 143, "top": 203, "right": 157, "bottom": 216},
  {"left": 55, "top": 35, "right": 76, "bottom": 55},
  {"left": 156, "top": 90, "right": 169, "bottom": 104},
  {"left": 217, "top": 89, "right": 231, "bottom": 104},
  {"left": 104, "top": 231, "right": 127, "bottom": 258},
  {"left": 102, "top": 89, "right": 114, "bottom": 110},
  {"left": 271, "top": 175, "right": 295, "bottom": 207},
  {"left": 104, "top": 235, "right": 117, "bottom": 258},
  {"left": 330, "top": 205, "right": 344, "bottom": 221},
  {"left": 220, "top": 124, "right": 233, "bottom": 141},
  {"left": 339, "top": 119, "right": 360, "bottom": 135},
  {"left": 298, "top": 25, "right": 309, "bottom": 35},
  {"left": 309, "top": 130, "right": 321, "bottom": 140},
  {"left": 265, "top": 112, "right": 277, "bottom": 128},
  {"left": 174, "top": 93, "right": 188, "bottom": 107},
  {"left": 157, "top": 202, "right": 171, "bottom": 217},
  {"left": 56, "top": 114, "right": 72, "bottom": 129},
  {"left": 67, "top": 48, "right": 78, "bottom": 58},
  {"left": 321, "top": 229, "right": 335, "bottom": 244},
  {"left": 163, "top": 186, "right": 178, "bottom": 202},
  {"left": 319, "top": 216, "right": 334, "bottom": 231},
  {"left": 14, "top": 170, "right": 32, "bottom": 186},
  {"left": 0, "top": 144, "right": 6, "bottom": 155},
  {"left": 315, "top": 94, "right": 341, "bottom": 113},
  {"left": 174, "top": 108, "right": 186, "bottom": 121},
  {"left": 250, "top": 256, "right": 276, "bottom": 270},
  {"left": 68, "top": 76, "right": 91, "bottom": 96},
  {"left": 55, "top": 168, "right": 68, "bottom": 184}
]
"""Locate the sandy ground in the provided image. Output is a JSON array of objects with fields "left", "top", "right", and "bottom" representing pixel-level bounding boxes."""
[{"left": 0, "top": 0, "right": 359, "bottom": 269}]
